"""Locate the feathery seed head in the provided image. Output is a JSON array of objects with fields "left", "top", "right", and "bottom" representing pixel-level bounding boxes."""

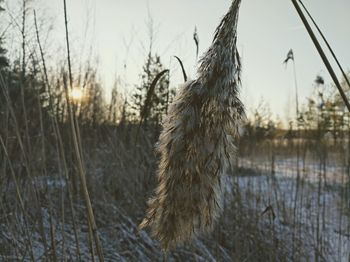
[
  {"left": 198, "top": 0, "right": 241, "bottom": 87},
  {"left": 139, "top": 0, "right": 245, "bottom": 250}
]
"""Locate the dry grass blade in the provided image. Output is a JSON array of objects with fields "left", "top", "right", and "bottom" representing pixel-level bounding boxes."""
[
  {"left": 34, "top": 9, "right": 82, "bottom": 260},
  {"left": 63, "top": 1, "right": 104, "bottom": 261},
  {"left": 291, "top": 0, "right": 350, "bottom": 112},
  {"left": 193, "top": 26, "right": 199, "bottom": 60},
  {"left": 174, "top": 56, "right": 187, "bottom": 82},
  {"left": 139, "top": 69, "right": 169, "bottom": 126},
  {"left": 298, "top": 0, "right": 350, "bottom": 89}
]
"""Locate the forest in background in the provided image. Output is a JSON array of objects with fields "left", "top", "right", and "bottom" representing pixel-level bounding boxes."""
[{"left": 0, "top": 1, "right": 349, "bottom": 261}]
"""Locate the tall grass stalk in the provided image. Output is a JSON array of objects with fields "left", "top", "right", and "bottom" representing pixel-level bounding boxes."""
[
  {"left": 20, "top": 0, "right": 31, "bottom": 157},
  {"left": 62, "top": 0, "right": 104, "bottom": 260},
  {"left": 34, "top": 10, "right": 82, "bottom": 260},
  {"left": 291, "top": 0, "right": 350, "bottom": 112},
  {"left": 298, "top": 0, "right": 350, "bottom": 89}
]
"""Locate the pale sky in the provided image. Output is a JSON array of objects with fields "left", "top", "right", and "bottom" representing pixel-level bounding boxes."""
[{"left": 4, "top": 0, "right": 350, "bottom": 121}]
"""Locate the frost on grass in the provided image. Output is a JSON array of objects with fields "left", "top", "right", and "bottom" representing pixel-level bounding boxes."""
[{"left": 139, "top": 0, "right": 245, "bottom": 249}]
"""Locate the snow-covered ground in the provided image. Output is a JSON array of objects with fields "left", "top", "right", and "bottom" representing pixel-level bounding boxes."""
[
  {"left": 239, "top": 157, "right": 349, "bottom": 184},
  {"left": 234, "top": 157, "right": 350, "bottom": 262},
  {"left": 1, "top": 157, "right": 349, "bottom": 261}
]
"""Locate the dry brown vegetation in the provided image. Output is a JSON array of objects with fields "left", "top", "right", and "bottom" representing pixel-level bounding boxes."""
[{"left": 0, "top": 0, "right": 349, "bottom": 261}]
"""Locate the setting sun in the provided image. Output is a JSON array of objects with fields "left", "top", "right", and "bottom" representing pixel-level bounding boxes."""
[{"left": 69, "top": 88, "right": 83, "bottom": 101}]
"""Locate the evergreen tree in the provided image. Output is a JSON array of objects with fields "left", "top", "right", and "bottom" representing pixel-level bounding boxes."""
[
  {"left": 0, "top": 1, "right": 8, "bottom": 70},
  {"left": 132, "top": 51, "right": 169, "bottom": 126},
  {"left": 0, "top": 40, "right": 8, "bottom": 70}
]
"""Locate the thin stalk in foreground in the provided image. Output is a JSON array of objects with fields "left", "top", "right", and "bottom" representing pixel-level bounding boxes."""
[
  {"left": 34, "top": 10, "right": 82, "bottom": 260},
  {"left": 298, "top": 0, "right": 350, "bottom": 89},
  {"left": 291, "top": 0, "right": 350, "bottom": 112},
  {"left": 62, "top": 0, "right": 104, "bottom": 260}
]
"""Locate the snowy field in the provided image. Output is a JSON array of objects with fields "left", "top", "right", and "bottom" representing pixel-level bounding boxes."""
[
  {"left": 235, "top": 157, "right": 350, "bottom": 262},
  {"left": 1, "top": 157, "right": 349, "bottom": 261}
]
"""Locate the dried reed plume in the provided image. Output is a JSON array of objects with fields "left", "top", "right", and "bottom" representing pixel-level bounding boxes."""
[{"left": 140, "top": 0, "right": 245, "bottom": 249}]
